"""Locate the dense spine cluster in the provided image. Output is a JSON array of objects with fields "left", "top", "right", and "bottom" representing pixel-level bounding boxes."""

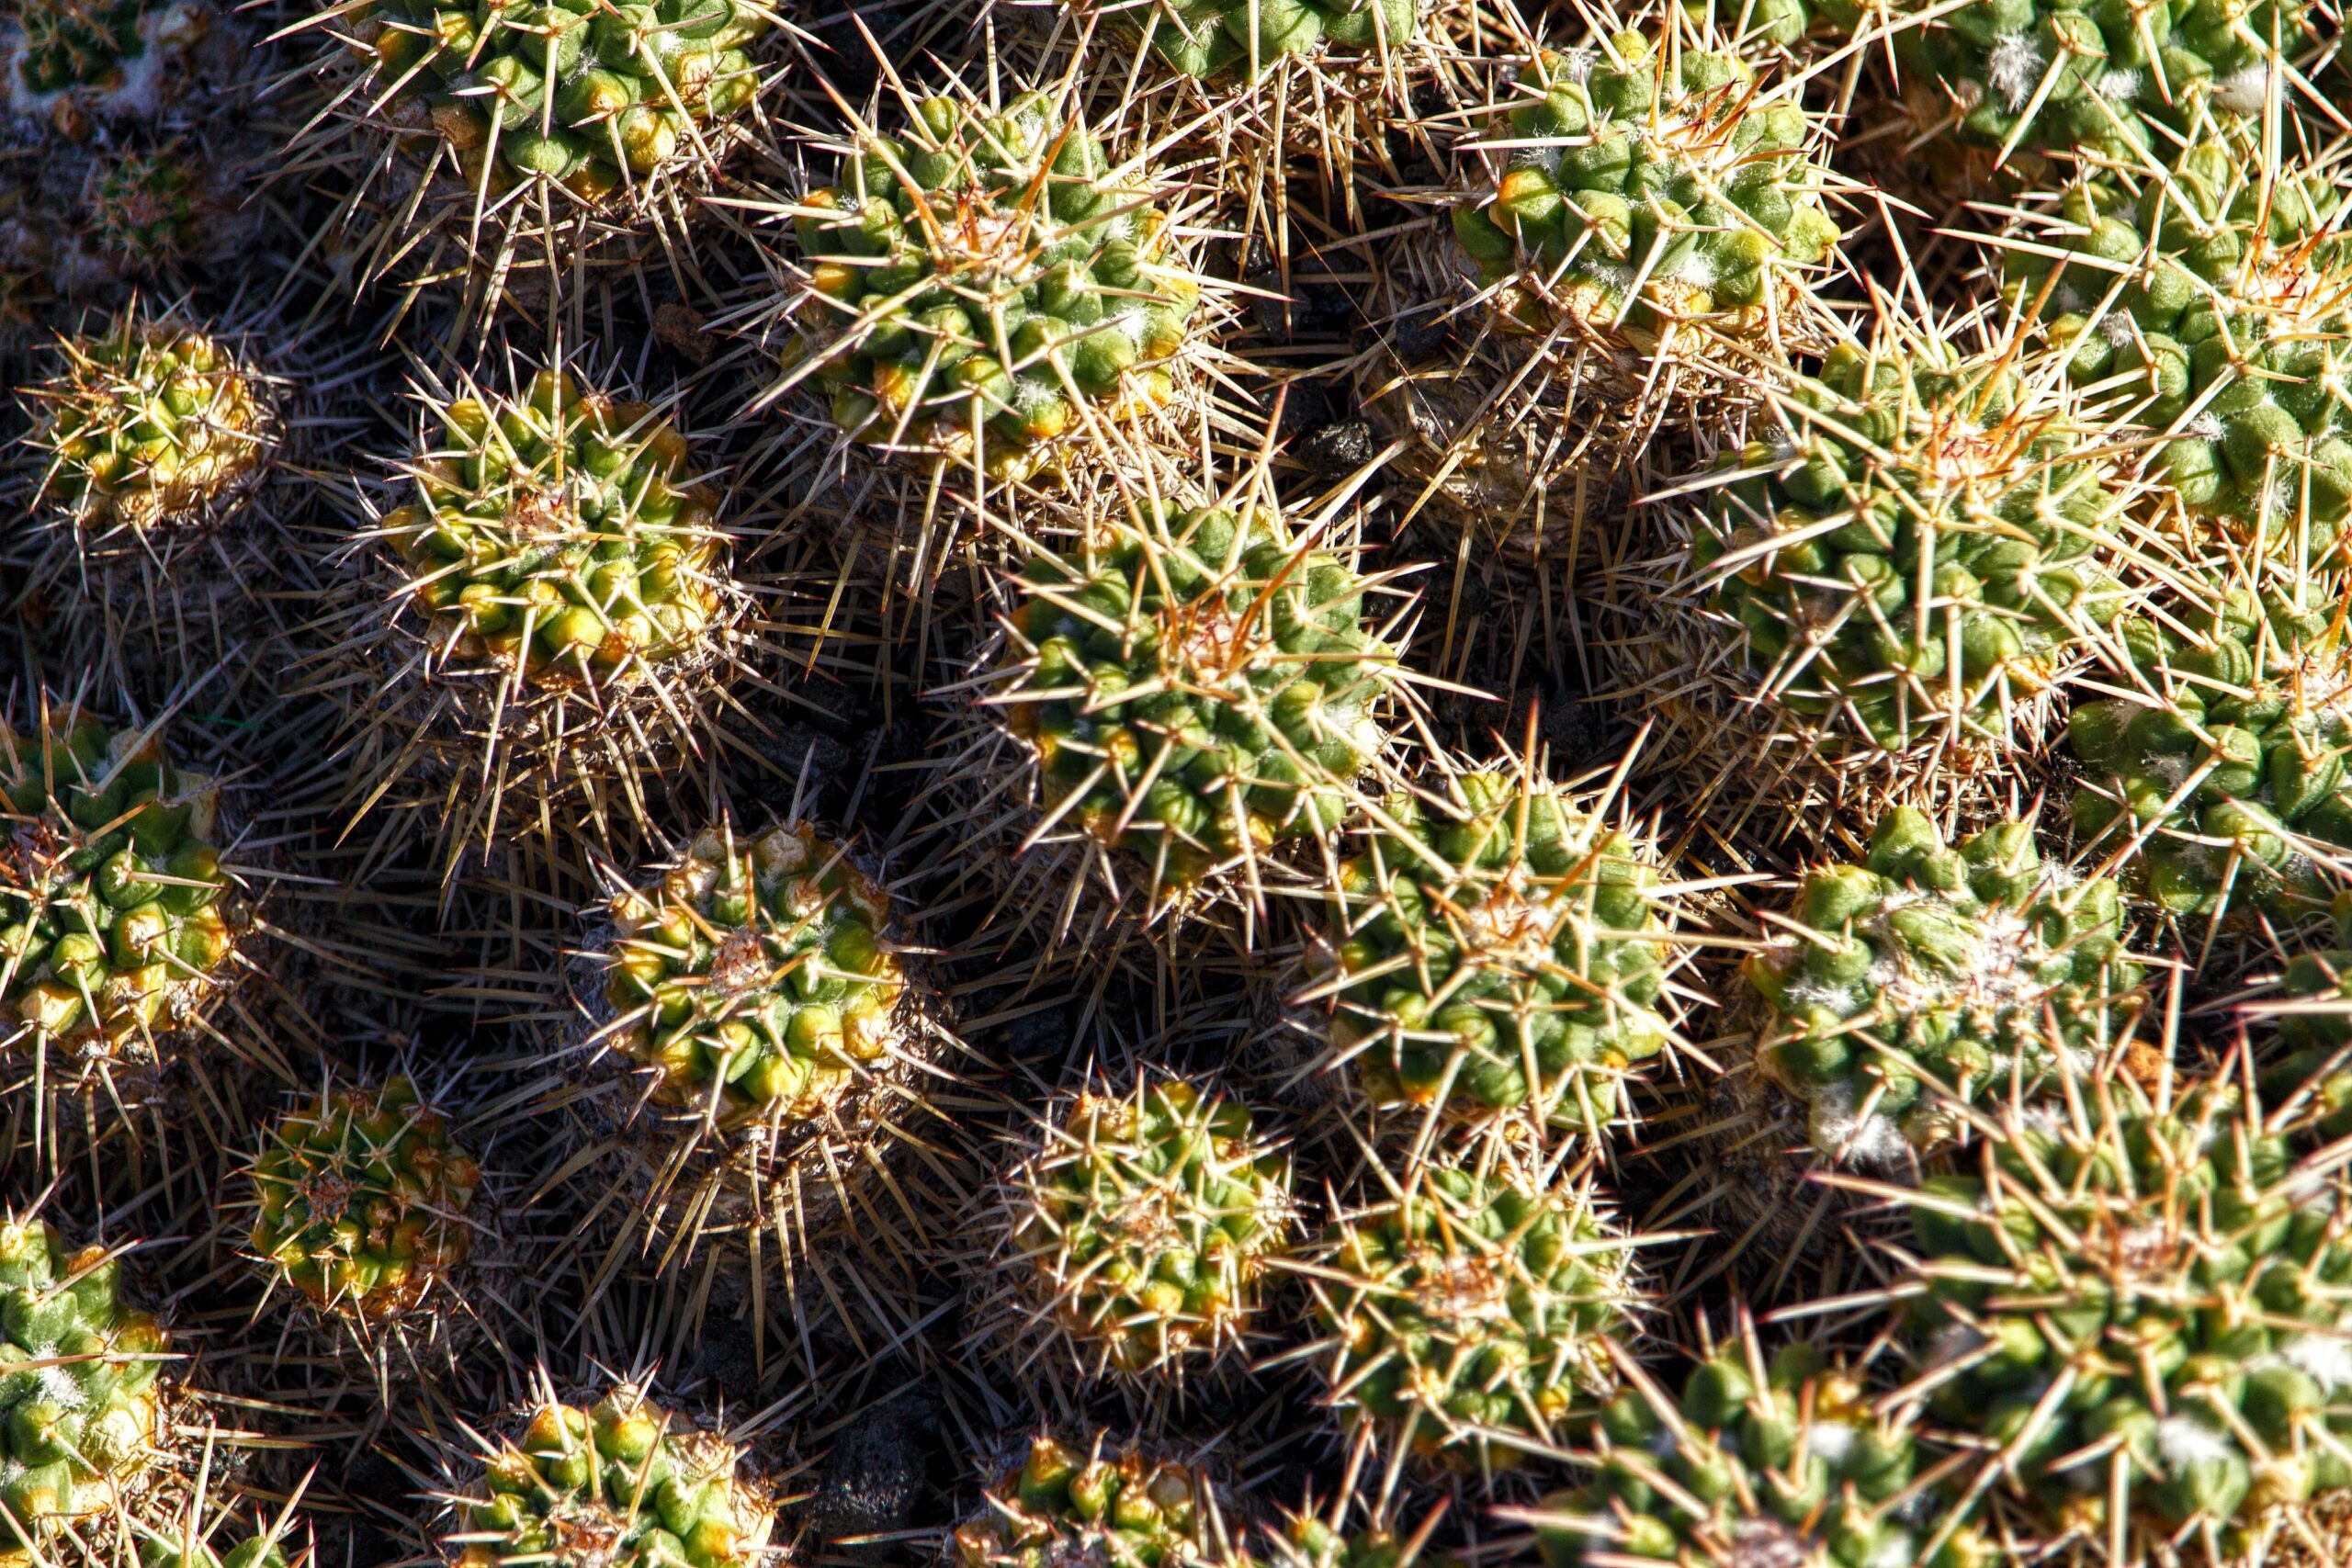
[{"left": 953, "top": 1436, "right": 1220, "bottom": 1568}]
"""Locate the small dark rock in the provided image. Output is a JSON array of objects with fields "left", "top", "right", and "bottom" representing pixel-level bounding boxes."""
[
  {"left": 1385, "top": 301, "right": 1454, "bottom": 361},
  {"left": 805, "top": 1385, "right": 943, "bottom": 1556},
  {"left": 1295, "top": 419, "right": 1378, "bottom": 479}
]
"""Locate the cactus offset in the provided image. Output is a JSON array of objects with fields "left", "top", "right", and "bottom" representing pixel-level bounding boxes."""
[
  {"left": 953, "top": 1435, "right": 1224, "bottom": 1568},
  {"left": 6, "top": 0, "right": 209, "bottom": 133}
]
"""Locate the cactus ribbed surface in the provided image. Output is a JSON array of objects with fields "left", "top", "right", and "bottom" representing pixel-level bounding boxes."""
[
  {"left": 954, "top": 1436, "right": 1219, "bottom": 1568},
  {"left": 1116, "top": 0, "right": 1420, "bottom": 76},
  {"left": 1747, "top": 807, "right": 2143, "bottom": 1158}
]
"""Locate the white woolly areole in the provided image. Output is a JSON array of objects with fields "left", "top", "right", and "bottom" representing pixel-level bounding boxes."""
[
  {"left": 2155, "top": 1416, "right": 2235, "bottom": 1472},
  {"left": 2094, "top": 68, "right": 2142, "bottom": 102},
  {"left": 1986, "top": 32, "right": 2047, "bottom": 112},
  {"left": 2279, "top": 1333, "right": 2352, "bottom": 1391},
  {"left": 2098, "top": 311, "right": 2137, "bottom": 347},
  {"left": 2216, "top": 63, "right": 2277, "bottom": 115},
  {"left": 1867, "top": 1537, "right": 1917, "bottom": 1568},
  {"left": 2188, "top": 412, "right": 2227, "bottom": 442},
  {"left": 1805, "top": 1420, "right": 1858, "bottom": 1463},
  {"left": 1808, "top": 1079, "right": 1910, "bottom": 1166}
]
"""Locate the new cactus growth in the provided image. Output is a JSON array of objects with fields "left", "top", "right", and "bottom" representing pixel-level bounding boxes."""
[
  {"left": 82, "top": 146, "right": 205, "bottom": 270},
  {"left": 1888, "top": 1082, "right": 2352, "bottom": 1550},
  {"left": 992, "top": 500, "right": 1400, "bottom": 909},
  {"left": 2068, "top": 582, "right": 2352, "bottom": 920},
  {"left": 0, "top": 707, "right": 240, "bottom": 1060},
  {"left": 1309, "top": 764, "right": 1673, "bottom": 1147},
  {"left": 1100, "top": 0, "right": 1421, "bottom": 77},
  {"left": 596, "top": 820, "right": 908, "bottom": 1130},
  {"left": 1308, "top": 1164, "right": 1635, "bottom": 1472},
  {"left": 1530, "top": 1329, "right": 1968, "bottom": 1568},
  {"left": 1690, "top": 327, "right": 2137, "bottom": 752},
  {"left": 785, "top": 85, "right": 1201, "bottom": 482},
  {"left": 0, "top": 1214, "right": 170, "bottom": 1551},
  {"left": 23, "top": 312, "right": 275, "bottom": 536},
  {"left": 247, "top": 1077, "right": 481, "bottom": 1320},
  {"left": 1450, "top": 33, "right": 1840, "bottom": 353},
  {"left": 991, "top": 1077, "right": 1295, "bottom": 1379},
  {"left": 953, "top": 1435, "right": 1222, "bottom": 1568},
  {"left": 447, "top": 1386, "right": 774, "bottom": 1568},
  {"left": 1746, "top": 807, "right": 2145, "bottom": 1160}
]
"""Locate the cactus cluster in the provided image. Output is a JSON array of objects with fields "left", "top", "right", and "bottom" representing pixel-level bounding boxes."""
[
  {"left": 1745, "top": 807, "right": 2146, "bottom": 1158},
  {"left": 786, "top": 87, "right": 1200, "bottom": 481},
  {"left": 6, "top": 0, "right": 209, "bottom": 130},
  {"left": 0, "top": 710, "right": 239, "bottom": 1058},
  {"left": 953, "top": 1435, "right": 1220, "bottom": 1568},
  {"left": 247, "top": 1077, "right": 482, "bottom": 1321},
  {"left": 1311, "top": 766, "right": 1672, "bottom": 1145}
]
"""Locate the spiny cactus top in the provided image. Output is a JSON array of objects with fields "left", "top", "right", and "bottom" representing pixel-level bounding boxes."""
[
  {"left": 1895, "top": 1087, "right": 2352, "bottom": 1545},
  {"left": 1451, "top": 35, "right": 1839, "bottom": 348},
  {"left": 0, "top": 1216, "right": 169, "bottom": 1550},
  {"left": 353, "top": 0, "right": 763, "bottom": 201},
  {"left": 1691, "top": 335, "right": 2133, "bottom": 751},
  {"left": 600, "top": 821, "right": 905, "bottom": 1130},
  {"left": 1269, "top": 1516, "right": 1452, "bottom": 1568},
  {"left": 954, "top": 1435, "right": 1219, "bottom": 1568},
  {"left": 1, "top": 713, "right": 238, "bottom": 1056},
  {"left": 2069, "top": 584, "right": 2352, "bottom": 921},
  {"left": 2007, "top": 144, "right": 2352, "bottom": 556},
  {"left": 248, "top": 1077, "right": 481, "bottom": 1321},
  {"left": 453, "top": 1387, "right": 774, "bottom": 1568},
  {"left": 1310, "top": 1165, "right": 1634, "bottom": 1471},
  {"left": 1534, "top": 1337, "right": 1967, "bottom": 1568},
  {"left": 6, "top": 0, "right": 208, "bottom": 129},
  {"left": 791, "top": 88, "right": 1200, "bottom": 482},
  {"left": 384, "top": 370, "right": 727, "bottom": 688},
  {"left": 1817, "top": 0, "right": 2299, "bottom": 161},
  {"left": 27, "top": 314, "right": 274, "bottom": 536},
  {"left": 1747, "top": 807, "right": 2145, "bottom": 1159},
  {"left": 1313, "top": 768, "right": 1671, "bottom": 1145},
  {"left": 1113, "top": 0, "right": 1420, "bottom": 77},
  {"left": 83, "top": 146, "right": 206, "bottom": 271},
  {"left": 1003, "top": 1077, "right": 1295, "bottom": 1376},
  {"left": 996, "top": 502, "right": 1398, "bottom": 903}
]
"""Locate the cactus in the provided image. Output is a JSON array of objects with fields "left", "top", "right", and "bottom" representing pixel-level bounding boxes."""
[
  {"left": 1689, "top": 323, "right": 2139, "bottom": 753},
  {"left": 0, "top": 1214, "right": 170, "bottom": 1551},
  {"left": 1746, "top": 807, "right": 2146, "bottom": 1159},
  {"left": 22, "top": 311, "right": 274, "bottom": 536},
  {"left": 991, "top": 500, "right": 1400, "bottom": 909},
  {"left": 0, "top": 706, "right": 241, "bottom": 1061},
  {"left": 1886, "top": 1081, "right": 2352, "bottom": 1551},
  {"left": 953, "top": 1435, "right": 1224, "bottom": 1568},
  {"left": 2068, "top": 582, "right": 2352, "bottom": 921},
  {"left": 6, "top": 0, "right": 209, "bottom": 133},
  {"left": 447, "top": 1386, "right": 774, "bottom": 1568},
  {"left": 991, "top": 1077, "right": 1295, "bottom": 1379},
  {"left": 345, "top": 0, "right": 763, "bottom": 204},
  {"left": 1450, "top": 32, "right": 1840, "bottom": 355},
  {"left": 247, "top": 1076, "right": 481, "bottom": 1321},
  {"left": 1307, "top": 1163, "right": 1636, "bottom": 1472},
  {"left": 81, "top": 145, "right": 205, "bottom": 271},
  {"left": 1530, "top": 1328, "right": 1974, "bottom": 1568},
  {"left": 785, "top": 85, "right": 1201, "bottom": 482},
  {"left": 2256, "top": 892, "right": 2352, "bottom": 1140},
  {"left": 1266, "top": 1515, "right": 1452, "bottom": 1568},
  {"left": 595, "top": 820, "right": 908, "bottom": 1131},
  {"left": 1100, "top": 0, "right": 1421, "bottom": 77},
  {"left": 1307, "top": 763, "right": 1673, "bottom": 1148}
]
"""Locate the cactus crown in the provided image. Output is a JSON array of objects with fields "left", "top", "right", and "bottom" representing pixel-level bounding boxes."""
[
  {"left": 1314, "top": 764, "right": 1672, "bottom": 1146},
  {"left": 1107, "top": 0, "right": 1422, "bottom": 79},
  {"left": 1001, "top": 1077, "right": 1295, "bottom": 1378},
  {"left": 1747, "top": 806, "right": 2145, "bottom": 1159},
  {"left": 1310, "top": 1163, "right": 1636, "bottom": 1472},
  {"left": 2070, "top": 580, "right": 2352, "bottom": 921},
  {"left": 1691, "top": 325, "right": 2137, "bottom": 751},
  {"left": 8, "top": 0, "right": 206, "bottom": 125},
  {"left": 1534, "top": 1329, "right": 1961, "bottom": 1568},
  {"left": 27, "top": 314, "right": 275, "bottom": 536},
  {"left": 598, "top": 820, "right": 907, "bottom": 1130},
  {"left": 0, "top": 709, "right": 238, "bottom": 1058},
  {"left": 353, "top": 0, "right": 764, "bottom": 203},
  {"left": 1895, "top": 1084, "right": 2352, "bottom": 1544},
  {"left": 996, "top": 500, "right": 1398, "bottom": 905},
  {"left": 248, "top": 1076, "right": 481, "bottom": 1321},
  {"left": 83, "top": 146, "right": 205, "bottom": 269},
  {"left": 383, "top": 369, "right": 729, "bottom": 690},
  {"left": 789, "top": 85, "right": 1199, "bottom": 481},
  {"left": 0, "top": 1215, "right": 169, "bottom": 1551},
  {"left": 954, "top": 1435, "right": 1221, "bottom": 1568},
  {"left": 451, "top": 1386, "right": 773, "bottom": 1568},
  {"left": 1453, "top": 29, "right": 1839, "bottom": 344}
]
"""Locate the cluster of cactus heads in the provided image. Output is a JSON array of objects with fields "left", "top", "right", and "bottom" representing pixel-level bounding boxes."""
[
  {"left": 1745, "top": 807, "right": 2146, "bottom": 1159},
  {"left": 246, "top": 1076, "right": 481, "bottom": 1321},
  {"left": 447, "top": 1386, "right": 774, "bottom": 1568},
  {"left": 0, "top": 708, "right": 240, "bottom": 1060},
  {"left": 595, "top": 820, "right": 908, "bottom": 1130},
  {"left": 0, "top": 1214, "right": 169, "bottom": 1551},
  {"left": 1309, "top": 763, "right": 1672, "bottom": 1147},
  {"left": 1690, "top": 329, "right": 2137, "bottom": 752},
  {"left": 953, "top": 1435, "right": 1221, "bottom": 1568},
  {"left": 6, "top": 0, "right": 209, "bottom": 133},
  {"left": 785, "top": 85, "right": 1201, "bottom": 481},
  {"left": 1114, "top": 0, "right": 1421, "bottom": 77},
  {"left": 993, "top": 500, "right": 1399, "bottom": 909},
  {"left": 1308, "top": 1164, "right": 1634, "bottom": 1472},
  {"left": 992, "top": 1076, "right": 1295, "bottom": 1379}
]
